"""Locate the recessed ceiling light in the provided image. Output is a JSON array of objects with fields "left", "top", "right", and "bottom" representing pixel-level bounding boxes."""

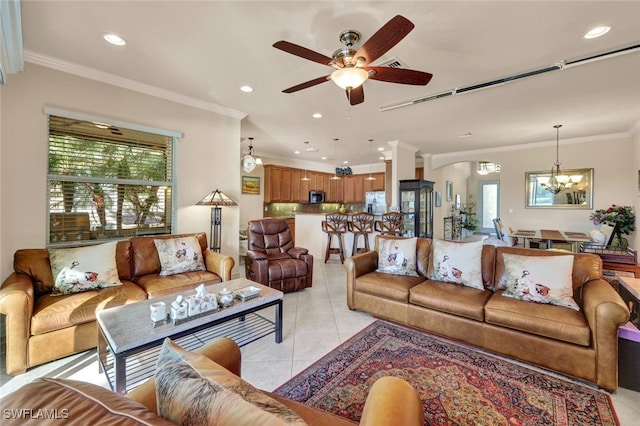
[
  {"left": 378, "top": 156, "right": 385, "bottom": 160},
  {"left": 458, "top": 132, "right": 473, "bottom": 138},
  {"left": 240, "top": 85, "right": 254, "bottom": 93},
  {"left": 343, "top": 161, "right": 349, "bottom": 164},
  {"left": 293, "top": 150, "right": 301, "bottom": 154},
  {"left": 321, "top": 156, "right": 327, "bottom": 160},
  {"left": 103, "top": 33, "right": 126, "bottom": 46},
  {"left": 584, "top": 26, "right": 611, "bottom": 39},
  {"left": 377, "top": 147, "right": 384, "bottom": 151},
  {"left": 312, "top": 113, "right": 322, "bottom": 119}
]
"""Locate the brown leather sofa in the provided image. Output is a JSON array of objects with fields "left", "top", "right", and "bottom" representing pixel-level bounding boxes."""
[
  {"left": 0, "top": 232, "right": 235, "bottom": 375},
  {"left": 0, "top": 338, "right": 424, "bottom": 426},
  {"left": 345, "top": 236, "right": 630, "bottom": 391},
  {"left": 246, "top": 218, "right": 313, "bottom": 293}
]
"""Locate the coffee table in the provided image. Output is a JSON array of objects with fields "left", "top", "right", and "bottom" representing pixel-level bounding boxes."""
[{"left": 96, "top": 278, "right": 283, "bottom": 393}]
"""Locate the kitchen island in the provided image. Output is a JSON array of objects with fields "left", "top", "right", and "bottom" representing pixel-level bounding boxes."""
[{"left": 294, "top": 213, "right": 381, "bottom": 260}]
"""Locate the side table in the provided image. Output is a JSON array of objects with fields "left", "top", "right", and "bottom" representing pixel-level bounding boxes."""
[{"left": 617, "top": 276, "right": 640, "bottom": 391}]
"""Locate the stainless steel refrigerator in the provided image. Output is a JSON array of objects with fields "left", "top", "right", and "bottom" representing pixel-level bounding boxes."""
[{"left": 365, "top": 191, "right": 386, "bottom": 214}]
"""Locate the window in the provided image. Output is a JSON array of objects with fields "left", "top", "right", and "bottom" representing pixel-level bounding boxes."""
[{"left": 47, "top": 113, "right": 178, "bottom": 246}]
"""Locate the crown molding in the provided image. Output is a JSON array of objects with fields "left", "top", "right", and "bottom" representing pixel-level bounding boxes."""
[
  {"left": 24, "top": 50, "right": 247, "bottom": 120},
  {"left": 431, "top": 132, "right": 630, "bottom": 160}
]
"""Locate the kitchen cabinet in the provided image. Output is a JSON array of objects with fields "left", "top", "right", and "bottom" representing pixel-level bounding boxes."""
[
  {"left": 286, "top": 217, "right": 296, "bottom": 241},
  {"left": 264, "top": 165, "right": 384, "bottom": 203},
  {"left": 344, "top": 175, "right": 365, "bottom": 203},
  {"left": 363, "top": 172, "right": 385, "bottom": 192},
  {"left": 399, "top": 179, "right": 434, "bottom": 238}
]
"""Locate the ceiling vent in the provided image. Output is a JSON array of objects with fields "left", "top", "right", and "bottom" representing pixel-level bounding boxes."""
[{"left": 378, "top": 56, "right": 409, "bottom": 69}]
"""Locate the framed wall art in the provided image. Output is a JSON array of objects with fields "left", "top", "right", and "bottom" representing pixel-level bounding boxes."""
[
  {"left": 242, "top": 176, "right": 260, "bottom": 194},
  {"left": 446, "top": 181, "right": 453, "bottom": 201}
]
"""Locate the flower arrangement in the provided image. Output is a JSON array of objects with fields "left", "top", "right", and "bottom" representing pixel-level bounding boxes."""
[
  {"left": 459, "top": 202, "right": 479, "bottom": 232},
  {"left": 589, "top": 204, "right": 635, "bottom": 240}
]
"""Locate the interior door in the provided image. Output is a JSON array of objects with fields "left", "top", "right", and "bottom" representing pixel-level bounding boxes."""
[{"left": 478, "top": 181, "right": 499, "bottom": 235}]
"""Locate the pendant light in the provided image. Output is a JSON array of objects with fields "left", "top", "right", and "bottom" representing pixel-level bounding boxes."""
[
  {"left": 536, "top": 125, "right": 582, "bottom": 194},
  {"left": 365, "top": 139, "right": 376, "bottom": 181},
  {"left": 330, "top": 138, "right": 341, "bottom": 180},
  {"left": 301, "top": 141, "right": 311, "bottom": 181}
]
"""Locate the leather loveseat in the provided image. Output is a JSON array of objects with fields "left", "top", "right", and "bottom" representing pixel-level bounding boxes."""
[
  {"left": 0, "top": 338, "right": 424, "bottom": 426},
  {"left": 0, "top": 232, "right": 234, "bottom": 375},
  {"left": 345, "top": 236, "right": 630, "bottom": 391}
]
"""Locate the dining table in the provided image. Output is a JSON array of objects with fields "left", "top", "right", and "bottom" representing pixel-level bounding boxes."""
[{"left": 511, "top": 229, "right": 592, "bottom": 252}]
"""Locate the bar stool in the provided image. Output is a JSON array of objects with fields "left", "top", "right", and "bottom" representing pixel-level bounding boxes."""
[
  {"left": 322, "top": 212, "right": 348, "bottom": 263},
  {"left": 375, "top": 212, "right": 404, "bottom": 236},
  {"left": 348, "top": 212, "right": 375, "bottom": 255}
]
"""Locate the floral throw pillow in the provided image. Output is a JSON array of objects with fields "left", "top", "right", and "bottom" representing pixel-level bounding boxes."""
[
  {"left": 155, "top": 339, "right": 307, "bottom": 426},
  {"left": 430, "top": 239, "right": 484, "bottom": 290},
  {"left": 154, "top": 236, "right": 206, "bottom": 276},
  {"left": 502, "top": 253, "right": 579, "bottom": 311},
  {"left": 49, "top": 242, "right": 122, "bottom": 295},
  {"left": 376, "top": 237, "right": 418, "bottom": 276}
]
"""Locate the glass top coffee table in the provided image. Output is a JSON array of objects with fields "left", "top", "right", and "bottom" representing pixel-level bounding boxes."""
[{"left": 96, "top": 278, "right": 283, "bottom": 393}]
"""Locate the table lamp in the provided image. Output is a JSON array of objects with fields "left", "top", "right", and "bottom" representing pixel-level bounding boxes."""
[{"left": 196, "top": 189, "right": 237, "bottom": 252}]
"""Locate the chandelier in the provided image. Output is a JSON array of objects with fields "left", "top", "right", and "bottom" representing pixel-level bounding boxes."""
[
  {"left": 536, "top": 125, "right": 582, "bottom": 194},
  {"left": 476, "top": 161, "right": 501, "bottom": 175}
]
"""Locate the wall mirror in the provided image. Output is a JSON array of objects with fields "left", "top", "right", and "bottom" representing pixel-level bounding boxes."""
[{"left": 525, "top": 168, "right": 593, "bottom": 209}]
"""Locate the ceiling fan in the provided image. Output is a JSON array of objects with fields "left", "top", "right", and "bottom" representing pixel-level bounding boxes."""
[{"left": 273, "top": 15, "right": 433, "bottom": 106}]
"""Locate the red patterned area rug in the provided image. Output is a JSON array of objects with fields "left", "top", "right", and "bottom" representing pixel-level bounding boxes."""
[{"left": 274, "top": 320, "right": 618, "bottom": 425}]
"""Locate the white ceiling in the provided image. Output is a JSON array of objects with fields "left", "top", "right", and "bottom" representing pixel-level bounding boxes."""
[{"left": 19, "top": 1, "right": 640, "bottom": 167}]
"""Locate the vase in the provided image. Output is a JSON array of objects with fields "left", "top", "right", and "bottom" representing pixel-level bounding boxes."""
[{"left": 611, "top": 234, "right": 628, "bottom": 249}]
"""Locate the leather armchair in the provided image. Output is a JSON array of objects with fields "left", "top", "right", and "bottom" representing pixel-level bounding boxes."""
[{"left": 245, "top": 218, "right": 313, "bottom": 293}]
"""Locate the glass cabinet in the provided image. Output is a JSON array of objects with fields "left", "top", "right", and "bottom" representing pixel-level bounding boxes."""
[{"left": 399, "top": 179, "right": 435, "bottom": 238}]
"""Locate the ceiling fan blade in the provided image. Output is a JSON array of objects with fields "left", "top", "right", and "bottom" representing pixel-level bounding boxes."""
[
  {"left": 346, "top": 86, "right": 364, "bottom": 105},
  {"left": 273, "top": 41, "right": 338, "bottom": 67},
  {"left": 282, "top": 75, "right": 331, "bottom": 93},
  {"left": 353, "top": 15, "right": 414, "bottom": 66},
  {"left": 366, "top": 67, "right": 433, "bottom": 85}
]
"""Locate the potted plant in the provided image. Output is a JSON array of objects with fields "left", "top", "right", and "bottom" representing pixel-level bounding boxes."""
[
  {"left": 589, "top": 204, "right": 636, "bottom": 248},
  {"left": 460, "top": 202, "right": 479, "bottom": 237}
]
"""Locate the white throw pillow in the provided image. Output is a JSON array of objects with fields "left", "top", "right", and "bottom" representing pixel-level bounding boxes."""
[
  {"left": 154, "top": 236, "right": 206, "bottom": 276},
  {"left": 502, "top": 253, "right": 579, "bottom": 310},
  {"left": 430, "top": 239, "right": 484, "bottom": 290},
  {"left": 589, "top": 229, "right": 606, "bottom": 245},
  {"left": 49, "top": 242, "right": 122, "bottom": 295},
  {"left": 376, "top": 237, "right": 418, "bottom": 276}
]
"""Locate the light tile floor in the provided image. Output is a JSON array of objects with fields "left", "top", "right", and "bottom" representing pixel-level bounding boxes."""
[{"left": 1, "top": 260, "right": 638, "bottom": 425}]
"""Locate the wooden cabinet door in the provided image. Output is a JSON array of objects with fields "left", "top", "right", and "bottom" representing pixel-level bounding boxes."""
[
  {"left": 345, "top": 175, "right": 365, "bottom": 203},
  {"left": 326, "top": 175, "right": 344, "bottom": 203},
  {"left": 280, "top": 169, "right": 292, "bottom": 201},
  {"left": 364, "top": 172, "right": 385, "bottom": 192},
  {"left": 270, "top": 168, "right": 283, "bottom": 201},
  {"left": 263, "top": 166, "right": 273, "bottom": 203},
  {"left": 291, "top": 170, "right": 302, "bottom": 202}
]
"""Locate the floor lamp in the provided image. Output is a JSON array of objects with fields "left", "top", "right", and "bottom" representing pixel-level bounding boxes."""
[{"left": 196, "top": 189, "right": 237, "bottom": 252}]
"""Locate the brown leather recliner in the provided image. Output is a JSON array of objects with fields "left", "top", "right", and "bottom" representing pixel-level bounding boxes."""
[{"left": 245, "top": 218, "right": 313, "bottom": 293}]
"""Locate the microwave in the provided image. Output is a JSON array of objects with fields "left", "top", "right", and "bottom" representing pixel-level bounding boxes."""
[{"left": 309, "top": 191, "right": 325, "bottom": 203}]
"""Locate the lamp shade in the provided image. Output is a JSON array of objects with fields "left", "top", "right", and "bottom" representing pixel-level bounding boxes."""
[{"left": 196, "top": 189, "right": 237, "bottom": 206}]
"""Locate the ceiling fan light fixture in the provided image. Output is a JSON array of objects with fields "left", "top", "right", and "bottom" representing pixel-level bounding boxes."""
[{"left": 330, "top": 67, "right": 369, "bottom": 89}]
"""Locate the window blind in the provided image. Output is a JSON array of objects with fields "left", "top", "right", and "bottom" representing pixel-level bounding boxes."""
[{"left": 47, "top": 115, "right": 176, "bottom": 246}]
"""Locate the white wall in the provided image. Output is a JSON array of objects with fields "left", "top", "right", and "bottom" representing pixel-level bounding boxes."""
[
  {"left": 0, "top": 63, "right": 241, "bottom": 280},
  {"left": 631, "top": 125, "right": 640, "bottom": 251},
  {"left": 432, "top": 134, "right": 635, "bottom": 235},
  {"left": 239, "top": 167, "right": 265, "bottom": 231}
]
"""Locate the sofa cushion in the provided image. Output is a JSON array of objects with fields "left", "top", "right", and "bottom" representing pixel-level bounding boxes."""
[
  {"left": 31, "top": 281, "right": 146, "bottom": 335},
  {"left": 155, "top": 338, "right": 307, "bottom": 426},
  {"left": 154, "top": 236, "right": 206, "bottom": 276},
  {"left": 0, "top": 377, "right": 173, "bottom": 425},
  {"left": 376, "top": 237, "right": 418, "bottom": 276},
  {"left": 485, "top": 291, "right": 591, "bottom": 346},
  {"left": 355, "top": 270, "right": 425, "bottom": 303},
  {"left": 501, "top": 253, "right": 579, "bottom": 311},
  {"left": 494, "top": 247, "right": 601, "bottom": 291},
  {"left": 49, "top": 242, "right": 122, "bottom": 295},
  {"left": 410, "top": 280, "right": 492, "bottom": 321},
  {"left": 135, "top": 270, "right": 222, "bottom": 299},
  {"left": 429, "top": 239, "right": 484, "bottom": 290},
  {"left": 130, "top": 233, "right": 208, "bottom": 278}
]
